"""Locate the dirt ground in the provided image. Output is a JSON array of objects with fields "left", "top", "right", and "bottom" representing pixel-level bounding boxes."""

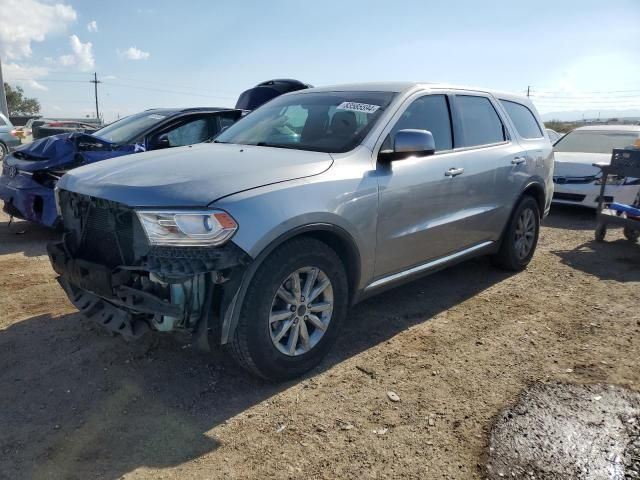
[{"left": 0, "top": 206, "right": 639, "bottom": 480}]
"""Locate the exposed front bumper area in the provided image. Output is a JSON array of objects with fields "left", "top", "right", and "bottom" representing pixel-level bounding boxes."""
[
  {"left": 57, "top": 276, "right": 153, "bottom": 338},
  {"left": 48, "top": 190, "right": 251, "bottom": 340},
  {"left": 49, "top": 239, "right": 251, "bottom": 339}
]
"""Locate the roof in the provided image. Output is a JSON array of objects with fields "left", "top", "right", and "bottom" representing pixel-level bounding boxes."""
[
  {"left": 305, "top": 82, "right": 420, "bottom": 93},
  {"left": 296, "top": 82, "right": 530, "bottom": 103},
  {"left": 143, "top": 107, "right": 241, "bottom": 115},
  {"left": 574, "top": 125, "right": 640, "bottom": 132}
]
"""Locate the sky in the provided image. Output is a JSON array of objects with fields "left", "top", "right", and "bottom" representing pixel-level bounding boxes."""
[{"left": 1, "top": 0, "right": 639, "bottom": 122}]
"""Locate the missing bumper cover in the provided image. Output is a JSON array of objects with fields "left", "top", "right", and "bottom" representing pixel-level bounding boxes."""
[{"left": 48, "top": 237, "right": 251, "bottom": 339}]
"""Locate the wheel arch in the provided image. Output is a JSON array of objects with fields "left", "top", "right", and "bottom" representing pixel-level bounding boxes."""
[
  {"left": 520, "top": 180, "right": 546, "bottom": 218},
  {"left": 218, "top": 223, "right": 361, "bottom": 345}
]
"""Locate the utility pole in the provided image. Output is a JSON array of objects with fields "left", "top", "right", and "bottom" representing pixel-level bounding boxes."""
[
  {"left": 527, "top": 86, "right": 530, "bottom": 97},
  {"left": 0, "top": 57, "right": 9, "bottom": 117},
  {"left": 90, "top": 72, "right": 101, "bottom": 122}
]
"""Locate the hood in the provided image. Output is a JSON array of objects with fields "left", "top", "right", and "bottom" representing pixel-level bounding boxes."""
[
  {"left": 58, "top": 142, "right": 334, "bottom": 207},
  {"left": 553, "top": 152, "right": 611, "bottom": 177},
  {"left": 5, "top": 133, "right": 133, "bottom": 173}
]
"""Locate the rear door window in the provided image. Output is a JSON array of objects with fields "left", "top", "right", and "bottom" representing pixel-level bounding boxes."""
[
  {"left": 382, "top": 94, "right": 453, "bottom": 152},
  {"left": 500, "top": 100, "right": 543, "bottom": 139},
  {"left": 456, "top": 95, "right": 506, "bottom": 147}
]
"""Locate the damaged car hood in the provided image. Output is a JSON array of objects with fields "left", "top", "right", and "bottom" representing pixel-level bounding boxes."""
[
  {"left": 553, "top": 152, "right": 611, "bottom": 177},
  {"left": 58, "top": 143, "right": 334, "bottom": 207},
  {"left": 6, "top": 132, "right": 141, "bottom": 173}
]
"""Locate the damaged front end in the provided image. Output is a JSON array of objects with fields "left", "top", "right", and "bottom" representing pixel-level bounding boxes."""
[
  {"left": 0, "top": 133, "right": 141, "bottom": 227},
  {"left": 47, "top": 190, "right": 251, "bottom": 345}
]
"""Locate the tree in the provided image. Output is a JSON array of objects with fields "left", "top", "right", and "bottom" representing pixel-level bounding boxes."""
[{"left": 4, "top": 83, "right": 40, "bottom": 116}]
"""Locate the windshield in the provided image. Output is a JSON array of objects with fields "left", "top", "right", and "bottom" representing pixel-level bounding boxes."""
[
  {"left": 554, "top": 130, "right": 640, "bottom": 154},
  {"left": 214, "top": 91, "right": 397, "bottom": 153},
  {"left": 93, "top": 111, "right": 171, "bottom": 144}
]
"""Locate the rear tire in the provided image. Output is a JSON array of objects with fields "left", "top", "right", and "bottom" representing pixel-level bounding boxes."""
[
  {"left": 228, "top": 237, "right": 348, "bottom": 381},
  {"left": 0, "top": 142, "right": 8, "bottom": 162},
  {"left": 623, "top": 226, "right": 639, "bottom": 243},
  {"left": 491, "top": 195, "right": 540, "bottom": 271}
]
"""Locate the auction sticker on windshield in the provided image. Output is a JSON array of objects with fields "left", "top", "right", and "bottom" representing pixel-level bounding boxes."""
[{"left": 336, "top": 102, "right": 380, "bottom": 114}]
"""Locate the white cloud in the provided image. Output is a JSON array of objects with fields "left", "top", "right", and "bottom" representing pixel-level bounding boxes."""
[
  {"left": 87, "top": 20, "right": 98, "bottom": 33},
  {"left": 0, "top": 0, "right": 77, "bottom": 59},
  {"left": 58, "top": 54, "right": 75, "bottom": 66},
  {"left": 52, "top": 35, "right": 95, "bottom": 70},
  {"left": 118, "top": 46, "right": 150, "bottom": 61},
  {"left": 2, "top": 62, "right": 49, "bottom": 91}
]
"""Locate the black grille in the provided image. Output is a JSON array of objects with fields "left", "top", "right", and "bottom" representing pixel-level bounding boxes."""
[
  {"left": 60, "top": 190, "right": 143, "bottom": 267},
  {"left": 80, "top": 206, "right": 135, "bottom": 266},
  {"left": 553, "top": 176, "right": 596, "bottom": 185},
  {"left": 553, "top": 192, "right": 586, "bottom": 202}
]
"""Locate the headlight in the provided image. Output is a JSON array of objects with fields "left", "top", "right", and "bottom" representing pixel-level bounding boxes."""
[
  {"left": 136, "top": 210, "right": 238, "bottom": 246},
  {"left": 595, "top": 176, "right": 640, "bottom": 186}
]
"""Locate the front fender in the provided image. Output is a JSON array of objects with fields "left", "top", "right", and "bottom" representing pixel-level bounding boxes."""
[{"left": 211, "top": 160, "right": 378, "bottom": 344}]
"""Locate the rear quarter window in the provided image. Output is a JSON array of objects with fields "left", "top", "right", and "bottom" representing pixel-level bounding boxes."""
[
  {"left": 456, "top": 95, "right": 506, "bottom": 147},
  {"left": 500, "top": 100, "right": 543, "bottom": 139}
]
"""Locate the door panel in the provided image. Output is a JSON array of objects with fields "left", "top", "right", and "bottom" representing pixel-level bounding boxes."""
[
  {"left": 374, "top": 93, "right": 490, "bottom": 278},
  {"left": 374, "top": 92, "right": 524, "bottom": 280}
]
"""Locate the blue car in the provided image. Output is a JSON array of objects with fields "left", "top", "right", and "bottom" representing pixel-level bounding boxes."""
[
  {"left": 0, "top": 112, "right": 21, "bottom": 161},
  {"left": 0, "top": 107, "right": 242, "bottom": 227}
]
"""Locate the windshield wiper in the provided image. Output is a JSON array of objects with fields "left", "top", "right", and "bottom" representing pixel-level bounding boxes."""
[{"left": 254, "top": 142, "right": 299, "bottom": 150}]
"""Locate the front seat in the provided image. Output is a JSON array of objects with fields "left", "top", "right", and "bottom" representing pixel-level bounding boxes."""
[{"left": 329, "top": 111, "right": 358, "bottom": 140}]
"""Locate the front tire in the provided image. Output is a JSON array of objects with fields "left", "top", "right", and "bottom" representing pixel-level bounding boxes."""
[
  {"left": 229, "top": 237, "right": 348, "bottom": 381},
  {"left": 492, "top": 195, "right": 540, "bottom": 271}
]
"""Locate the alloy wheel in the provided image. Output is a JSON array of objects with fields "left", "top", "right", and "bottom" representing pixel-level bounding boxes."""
[
  {"left": 269, "top": 266, "right": 334, "bottom": 356},
  {"left": 514, "top": 207, "right": 536, "bottom": 259}
]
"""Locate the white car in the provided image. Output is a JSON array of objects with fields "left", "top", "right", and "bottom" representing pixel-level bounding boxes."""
[{"left": 552, "top": 125, "right": 640, "bottom": 208}]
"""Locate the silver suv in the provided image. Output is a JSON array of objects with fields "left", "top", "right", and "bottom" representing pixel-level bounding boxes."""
[{"left": 48, "top": 83, "right": 553, "bottom": 380}]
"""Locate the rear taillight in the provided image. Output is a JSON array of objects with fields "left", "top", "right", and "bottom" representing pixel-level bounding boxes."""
[{"left": 10, "top": 129, "right": 17, "bottom": 137}]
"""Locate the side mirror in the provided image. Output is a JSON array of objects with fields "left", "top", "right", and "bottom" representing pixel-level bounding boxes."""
[
  {"left": 379, "top": 129, "right": 436, "bottom": 161},
  {"left": 154, "top": 133, "right": 171, "bottom": 149}
]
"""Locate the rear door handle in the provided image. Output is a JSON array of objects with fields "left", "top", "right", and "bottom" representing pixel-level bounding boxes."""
[
  {"left": 512, "top": 156, "right": 526, "bottom": 165},
  {"left": 444, "top": 167, "right": 464, "bottom": 177}
]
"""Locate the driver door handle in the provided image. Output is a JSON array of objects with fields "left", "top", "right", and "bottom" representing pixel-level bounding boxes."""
[
  {"left": 512, "top": 156, "right": 526, "bottom": 165},
  {"left": 445, "top": 167, "right": 464, "bottom": 177}
]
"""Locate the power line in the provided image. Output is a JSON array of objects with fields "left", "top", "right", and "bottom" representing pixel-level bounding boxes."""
[
  {"left": 532, "top": 100, "right": 639, "bottom": 103},
  {"left": 113, "top": 76, "right": 237, "bottom": 96},
  {"left": 102, "top": 81, "right": 236, "bottom": 101},
  {"left": 531, "top": 94, "right": 640, "bottom": 99},
  {"left": 9, "top": 78, "right": 89, "bottom": 84},
  {"left": 531, "top": 88, "right": 640, "bottom": 94}
]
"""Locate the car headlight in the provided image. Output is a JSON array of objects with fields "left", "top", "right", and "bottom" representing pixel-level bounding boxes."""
[
  {"left": 136, "top": 210, "right": 238, "bottom": 246},
  {"left": 595, "top": 176, "right": 640, "bottom": 186}
]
